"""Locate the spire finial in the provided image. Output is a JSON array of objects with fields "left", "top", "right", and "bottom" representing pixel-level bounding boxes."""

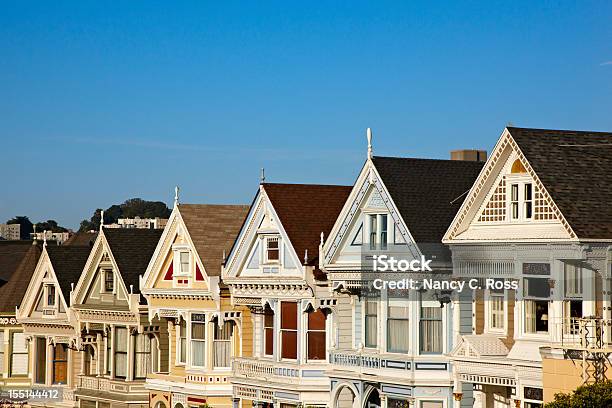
[
  {"left": 43, "top": 230, "right": 47, "bottom": 247},
  {"left": 304, "top": 249, "right": 308, "bottom": 264},
  {"left": 260, "top": 168, "right": 266, "bottom": 184},
  {"left": 100, "top": 210, "right": 104, "bottom": 231},
  {"left": 174, "top": 186, "right": 180, "bottom": 207},
  {"left": 367, "top": 128, "right": 373, "bottom": 159},
  {"left": 320, "top": 231, "right": 324, "bottom": 246},
  {"left": 222, "top": 250, "right": 227, "bottom": 263}
]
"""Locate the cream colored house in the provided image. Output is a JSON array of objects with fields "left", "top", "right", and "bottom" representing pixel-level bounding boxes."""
[{"left": 140, "top": 201, "right": 250, "bottom": 408}]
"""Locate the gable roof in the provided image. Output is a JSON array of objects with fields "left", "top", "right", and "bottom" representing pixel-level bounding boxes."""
[
  {"left": 179, "top": 204, "right": 250, "bottom": 277},
  {"left": 508, "top": 127, "right": 612, "bottom": 240},
  {"left": 262, "top": 183, "right": 353, "bottom": 266},
  {"left": 372, "top": 156, "right": 484, "bottom": 243},
  {"left": 0, "top": 241, "right": 42, "bottom": 313},
  {"left": 102, "top": 228, "right": 163, "bottom": 294},
  {"left": 63, "top": 231, "right": 98, "bottom": 247},
  {"left": 46, "top": 245, "right": 92, "bottom": 300}
]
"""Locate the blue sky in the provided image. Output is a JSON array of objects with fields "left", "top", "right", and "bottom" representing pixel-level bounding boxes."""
[{"left": 1, "top": 1, "right": 611, "bottom": 229}]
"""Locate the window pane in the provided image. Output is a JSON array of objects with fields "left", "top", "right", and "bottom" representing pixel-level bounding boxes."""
[
  {"left": 115, "top": 327, "right": 128, "bottom": 352},
  {"left": 281, "top": 302, "right": 297, "bottom": 329},
  {"left": 365, "top": 298, "right": 378, "bottom": 348},
  {"left": 180, "top": 252, "right": 189, "bottom": 272},
  {"left": 53, "top": 344, "right": 68, "bottom": 384},
  {"left": 281, "top": 331, "right": 297, "bottom": 359},
  {"left": 35, "top": 337, "right": 46, "bottom": 384},
  {"left": 192, "top": 322, "right": 206, "bottom": 340},
  {"left": 420, "top": 307, "right": 442, "bottom": 353},
  {"left": 308, "top": 309, "right": 326, "bottom": 330},
  {"left": 307, "top": 332, "right": 326, "bottom": 360},
  {"left": 192, "top": 341, "right": 206, "bottom": 366},
  {"left": 524, "top": 277, "right": 550, "bottom": 298},
  {"left": 265, "top": 328, "right": 274, "bottom": 356}
]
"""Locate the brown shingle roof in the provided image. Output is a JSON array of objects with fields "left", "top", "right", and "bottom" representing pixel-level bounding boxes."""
[
  {"left": 262, "top": 183, "right": 352, "bottom": 266},
  {"left": 0, "top": 242, "right": 42, "bottom": 313},
  {"left": 508, "top": 127, "right": 612, "bottom": 240},
  {"left": 46, "top": 245, "right": 92, "bottom": 300},
  {"left": 0, "top": 241, "right": 34, "bottom": 283},
  {"left": 179, "top": 204, "right": 250, "bottom": 276},
  {"left": 63, "top": 232, "right": 98, "bottom": 247},
  {"left": 372, "top": 156, "right": 484, "bottom": 243},
  {"left": 102, "top": 228, "right": 163, "bottom": 294}
]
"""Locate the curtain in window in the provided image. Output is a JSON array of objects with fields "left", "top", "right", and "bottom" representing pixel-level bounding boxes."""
[
  {"left": 214, "top": 321, "right": 233, "bottom": 367},
  {"left": 281, "top": 302, "right": 297, "bottom": 359},
  {"left": 179, "top": 320, "right": 187, "bottom": 363},
  {"left": 114, "top": 327, "right": 128, "bottom": 378},
  {"left": 525, "top": 300, "right": 536, "bottom": 333},
  {"left": 53, "top": 344, "right": 68, "bottom": 384},
  {"left": 10, "top": 332, "right": 28, "bottom": 376},
  {"left": 191, "top": 320, "right": 206, "bottom": 367},
  {"left": 307, "top": 309, "right": 326, "bottom": 360},
  {"left": 420, "top": 307, "right": 442, "bottom": 353},
  {"left": 387, "top": 299, "right": 409, "bottom": 353},
  {"left": 134, "top": 334, "right": 151, "bottom": 378},
  {"left": 365, "top": 298, "right": 378, "bottom": 348},
  {"left": 490, "top": 296, "right": 505, "bottom": 329}
]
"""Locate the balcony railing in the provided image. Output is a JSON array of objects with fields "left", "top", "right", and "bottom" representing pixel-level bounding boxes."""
[
  {"left": 76, "top": 376, "right": 147, "bottom": 395},
  {"left": 550, "top": 317, "right": 612, "bottom": 350},
  {"left": 232, "top": 357, "right": 326, "bottom": 384}
]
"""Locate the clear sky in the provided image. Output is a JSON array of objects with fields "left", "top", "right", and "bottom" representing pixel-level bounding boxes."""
[{"left": 1, "top": 1, "right": 611, "bottom": 229}]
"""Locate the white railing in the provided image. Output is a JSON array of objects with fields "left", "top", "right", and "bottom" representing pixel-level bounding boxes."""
[
  {"left": 232, "top": 357, "right": 326, "bottom": 381},
  {"left": 77, "top": 376, "right": 146, "bottom": 395},
  {"left": 331, "top": 351, "right": 382, "bottom": 369}
]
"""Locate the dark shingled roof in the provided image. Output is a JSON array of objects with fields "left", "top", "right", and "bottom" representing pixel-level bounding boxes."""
[
  {"left": 372, "top": 156, "right": 484, "bottom": 243},
  {"left": 102, "top": 228, "right": 163, "bottom": 294},
  {"left": 508, "top": 127, "right": 612, "bottom": 240},
  {"left": 0, "top": 242, "right": 42, "bottom": 313},
  {"left": 46, "top": 245, "right": 92, "bottom": 300},
  {"left": 179, "top": 204, "right": 250, "bottom": 276},
  {"left": 63, "top": 232, "right": 98, "bottom": 247},
  {"left": 263, "top": 183, "right": 353, "bottom": 266}
]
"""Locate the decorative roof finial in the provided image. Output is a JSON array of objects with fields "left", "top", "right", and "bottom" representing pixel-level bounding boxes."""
[
  {"left": 222, "top": 250, "right": 227, "bottom": 263},
  {"left": 367, "top": 128, "right": 373, "bottom": 159},
  {"left": 320, "top": 231, "right": 324, "bottom": 246},
  {"left": 174, "top": 186, "right": 180, "bottom": 208},
  {"left": 304, "top": 249, "right": 308, "bottom": 264},
  {"left": 43, "top": 230, "right": 47, "bottom": 247},
  {"left": 260, "top": 168, "right": 266, "bottom": 184},
  {"left": 100, "top": 210, "right": 104, "bottom": 231}
]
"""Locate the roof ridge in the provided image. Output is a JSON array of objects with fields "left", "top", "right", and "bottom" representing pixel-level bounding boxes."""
[
  {"left": 508, "top": 126, "right": 612, "bottom": 135},
  {"left": 373, "top": 155, "right": 484, "bottom": 164}
]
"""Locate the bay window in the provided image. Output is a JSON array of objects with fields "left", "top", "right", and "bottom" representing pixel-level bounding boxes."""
[
  {"left": 280, "top": 302, "right": 297, "bottom": 359},
  {"left": 420, "top": 301, "right": 442, "bottom": 354},
  {"left": 114, "top": 327, "right": 128, "bottom": 378},
  {"left": 214, "top": 320, "right": 233, "bottom": 368},
  {"left": 387, "top": 292, "right": 409, "bottom": 353},
  {"left": 134, "top": 334, "right": 151, "bottom": 379},
  {"left": 523, "top": 264, "right": 551, "bottom": 334},
  {"left": 364, "top": 296, "right": 378, "bottom": 348},
  {"left": 191, "top": 314, "right": 206, "bottom": 367},
  {"left": 35, "top": 337, "right": 46, "bottom": 384},
  {"left": 10, "top": 332, "right": 28, "bottom": 376},
  {"left": 307, "top": 308, "right": 326, "bottom": 360},
  {"left": 264, "top": 306, "right": 274, "bottom": 356},
  {"left": 52, "top": 344, "right": 68, "bottom": 384}
]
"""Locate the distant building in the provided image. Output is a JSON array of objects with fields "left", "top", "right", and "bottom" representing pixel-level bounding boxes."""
[
  {"left": 0, "top": 223, "right": 21, "bottom": 240},
  {"left": 30, "top": 230, "right": 72, "bottom": 244},
  {"left": 105, "top": 216, "right": 168, "bottom": 229}
]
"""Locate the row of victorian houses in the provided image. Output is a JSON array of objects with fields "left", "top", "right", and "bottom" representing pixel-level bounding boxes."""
[{"left": 1, "top": 126, "right": 611, "bottom": 408}]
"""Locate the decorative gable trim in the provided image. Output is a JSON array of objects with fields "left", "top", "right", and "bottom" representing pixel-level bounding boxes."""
[
  {"left": 323, "top": 160, "right": 419, "bottom": 266},
  {"left": 443, "top": 128, "right": 577, "bottom": 242}
]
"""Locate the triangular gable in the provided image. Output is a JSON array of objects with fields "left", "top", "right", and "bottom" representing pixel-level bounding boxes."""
[
  {"left": 17, "top": 248, "right": 69, "bottom": 321},
  {"left": 444, "top": 128, "right": 577, "bottom": 243},
  {"left": 72, "top": 232, "right": 131, "bottom": 307},
  {"left": 323, "top": 159, "right": 420, "bottom": 269},
  {"left": 140, "top": 207, "right": 211, "bottom": 292},
  {"left": 223, "top": 188, "right": 305, "bottom": 280},
  {"left": 451, "top": 335, "right": 509, "bottom": 359}
]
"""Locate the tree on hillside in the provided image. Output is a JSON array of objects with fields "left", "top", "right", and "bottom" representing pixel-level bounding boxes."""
[
  {"left": 35, "top": 220, "right": 69, "bottom": 233},
  {"left": 78, "top": 199, "right": 171, "bottom": 232},
  {"left": 544, "top": 381, "right": 612, "bottom": 408},
  {"left": 6, "top": 216, "right": 33, "bottom": 239}
]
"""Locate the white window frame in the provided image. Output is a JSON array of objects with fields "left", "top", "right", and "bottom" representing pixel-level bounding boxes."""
[
  {"left": 264, "top": 236, "right": 280, "bottom": 264},
  {"left": 366, "top": 213, "right": 389, "bottom": 250},
  {"left": 176, "top": 318, "right": 187, "bottom": 366},
  {"left": 506, "top": 174, "right": 534, "bottom": 222},
  {"left": 484, "top": 284, "right": 507, "bottom": 335},
  {"left": 101, "top": 269, "right": 114, "bottom": 294},
  {"left": 521, "top": 265, "right": 551, "bottom": 337},
  {"left": 362, "top": 293, "right": 380, "bottom": 349},
  {"left": 189, "top": 313, "right": 207, "bottom": 369}
]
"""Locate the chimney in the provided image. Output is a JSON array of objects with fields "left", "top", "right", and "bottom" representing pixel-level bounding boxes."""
[{"left": 450, "top": 149, "right": 487, "bottom": 162}]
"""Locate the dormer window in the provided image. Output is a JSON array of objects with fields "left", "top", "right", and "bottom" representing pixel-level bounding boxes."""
[
  {"left": 368, "top": 214, "right": 388, "bottom": 250},
  {"left": 103, "top": 270, "right": 114, "bottom": 293},
  {"left": 265, "top": 237, "right": 279, "bottom": 263},
  {"left": 179, "top": 252, "right": 190, "bottom": 274},
  {"left": 46, "top": 285, "right": 56, "bottom": 307},
  {"left": 508, "top": 159, "right": 533, "bottom": 221}
]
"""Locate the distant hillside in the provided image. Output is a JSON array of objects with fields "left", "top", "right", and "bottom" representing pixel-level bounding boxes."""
[{"left": 78, "top": 198, "right": 171, "bottom": 232}]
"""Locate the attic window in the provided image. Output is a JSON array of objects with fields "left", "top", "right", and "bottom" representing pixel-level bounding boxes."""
[
  {"left": 265, "top": 237, "right": 279, "bottom": 263},
  {"left": 103, "top": 270, "right": 114, "bottom": 293},
  {"left": 179, "top": 252, "right": 190, "bottom": 274},
  {"left": 511, "top": 159, "right": 527, "bottom": 173},
  {"left": 45, "top": 285, "right": 56, "bottom": 307}
]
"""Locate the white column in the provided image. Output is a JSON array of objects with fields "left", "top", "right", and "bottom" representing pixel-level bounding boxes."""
[
  {"left": 46, "top": 340, "right": 53, "bottom": 385},
  {"left": 127, "top": 328, "right": 135, "bottom": 381}
]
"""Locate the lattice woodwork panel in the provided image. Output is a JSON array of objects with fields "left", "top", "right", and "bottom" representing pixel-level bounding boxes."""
[
  {"left": 534, "top": 187, "right": 557, "bottom": 220},
  {"left": 478, "top": 176, "right": 506, "bottom": 222}
]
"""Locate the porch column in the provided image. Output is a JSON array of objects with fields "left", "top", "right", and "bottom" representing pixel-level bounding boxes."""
[
  {"left": 46, "top": 340, "right": 54, "bottom": 385},
  {"left": 127, "top": 327, "right": 135, "bottom": 381},
  {"left": 80, "top": 345, "right": 86, "bottom": 375},
  {"left": 96, "top": 333, "right": 103, "bottom": 376},
  {"left": 379, "top": 394, "right": 388, "bottom": 408}
]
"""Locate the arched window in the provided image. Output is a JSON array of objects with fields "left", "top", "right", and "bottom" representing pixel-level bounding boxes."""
[{"left": 511, "top": 159, "right": 527, "bottom": 173}]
